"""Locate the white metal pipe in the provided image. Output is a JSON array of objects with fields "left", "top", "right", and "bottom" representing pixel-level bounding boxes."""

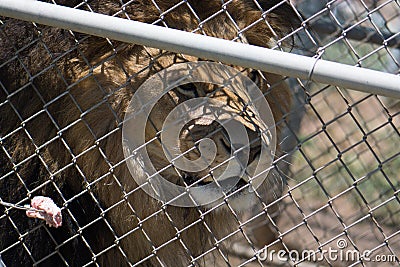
[{"left": 0, "top": 0, "right": 399, "bottom": 98}]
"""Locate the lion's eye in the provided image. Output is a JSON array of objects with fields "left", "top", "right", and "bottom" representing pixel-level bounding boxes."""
[
  {"left": 175, "top": 83, "right": 198, "bottom": 98},
  {"left": 249, "top": 70, "right": 260, "bottom": 85}
]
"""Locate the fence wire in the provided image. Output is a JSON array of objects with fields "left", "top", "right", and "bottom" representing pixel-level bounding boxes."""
[{"left": 0, "top": 0, "right": 399, "bottom": 266}]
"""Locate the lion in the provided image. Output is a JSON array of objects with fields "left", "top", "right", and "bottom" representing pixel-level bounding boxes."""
[{"left": 0, "top": 0, "right": 298, "bottom": 266}]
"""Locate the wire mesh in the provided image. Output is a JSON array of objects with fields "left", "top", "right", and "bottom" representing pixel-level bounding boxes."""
[{"left": 0, "top": 0, "right": 399, "bottom": 266}]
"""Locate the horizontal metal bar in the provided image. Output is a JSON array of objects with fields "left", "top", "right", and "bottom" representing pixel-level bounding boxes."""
[{"left": 0, "top": 0, "right": 399, "bottom": 98}]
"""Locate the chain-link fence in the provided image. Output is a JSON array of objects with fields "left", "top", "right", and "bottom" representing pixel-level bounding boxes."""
[{"left": 0, "top": 0, "right": 399, "bottom": 266}]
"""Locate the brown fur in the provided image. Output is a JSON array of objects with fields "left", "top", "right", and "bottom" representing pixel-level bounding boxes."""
[{"left": 0, "top": 1, "right": 297, "bottom": 266}]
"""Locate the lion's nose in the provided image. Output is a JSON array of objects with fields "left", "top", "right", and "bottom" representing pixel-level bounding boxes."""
[
  {"left": 177, "top": 119, "right": 265, "bottom": 187},
  {"left": 219, "top": 136, "right": 262, "bottom": 166},
  {"left": 180, "top": 131, "right": 262, "bottom": 187}
]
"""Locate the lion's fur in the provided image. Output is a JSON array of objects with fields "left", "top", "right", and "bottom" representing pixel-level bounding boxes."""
[{"left": 0, "top": 1, "right": 297, "bottom": 266}]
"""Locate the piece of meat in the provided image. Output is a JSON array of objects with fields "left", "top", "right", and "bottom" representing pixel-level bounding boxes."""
[{"left": 26, "top": 196, "right": 62, "bottom": 228}]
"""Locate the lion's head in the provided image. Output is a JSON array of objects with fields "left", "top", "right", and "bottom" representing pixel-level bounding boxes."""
[{"left": 121, "top": 58, "right": 290, "bottom": 210}]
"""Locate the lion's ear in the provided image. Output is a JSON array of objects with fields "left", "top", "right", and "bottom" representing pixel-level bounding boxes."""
[
  {"left": 256, "top": 0, "right": 292, "bottom": 10},
  {"left": 243, "top": 0, "right": 300, "bottom": 48},
  {"left": 257, "top": 0, "right": 300, "bottom": 26}
]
